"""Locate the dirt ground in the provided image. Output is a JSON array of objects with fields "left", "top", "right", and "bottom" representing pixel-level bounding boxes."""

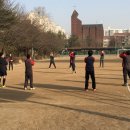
[{"left": 0, "top": 55, "right": 130, "bottom": 130}]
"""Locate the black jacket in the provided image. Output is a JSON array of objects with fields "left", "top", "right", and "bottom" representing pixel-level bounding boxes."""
[
  {"left": 0, "top": 57, "right": 8, "bottom": 72},
  {"left": 84, "top": 56, "right": 95, "bottom": 71},
  {"left": 25, "top": 59, "right": 33, "bottom": 75}
]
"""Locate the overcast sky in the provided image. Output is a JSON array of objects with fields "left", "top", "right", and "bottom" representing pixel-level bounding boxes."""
[{"left": 12, "top": 0, "right": 130, "bottom": 34}]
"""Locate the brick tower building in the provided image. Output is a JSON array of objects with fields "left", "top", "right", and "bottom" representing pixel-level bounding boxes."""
[{"left": 71, "top": 10, "right": 104, "bottom": 47}]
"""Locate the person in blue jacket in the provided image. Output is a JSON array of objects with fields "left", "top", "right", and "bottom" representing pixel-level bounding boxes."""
[{"left": 84, "top": 50, "right": 96, "bottom": 91}]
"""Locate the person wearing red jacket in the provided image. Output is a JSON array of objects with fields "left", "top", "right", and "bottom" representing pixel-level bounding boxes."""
[
  {"left": 119, "top": 51, "right": 130, "bottom": 86},
  {"left": 69, "top": 51, "right": 76, "bottom": 73}
]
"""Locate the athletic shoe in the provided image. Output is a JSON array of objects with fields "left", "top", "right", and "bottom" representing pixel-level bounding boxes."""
[
  {"left": 122, "top": 83, "right": 129, "bottom": 87},
  {"left": 24, "top": 87, "right": 27, "bottom": 90},
  {"left": 126, "top": 83, "right": 129, "bottom": 87},
  {"left": 84, "top": 89, "right": 88, "bottom": 92},
  {"left": 2, "top": 85, "right": 6, "bottom": 88},
  {"left": 30, "top": 87, "right": 35, "bottom": 90},
  {"left": 93, "top": 89, "right": 96, "bottom": 91}
]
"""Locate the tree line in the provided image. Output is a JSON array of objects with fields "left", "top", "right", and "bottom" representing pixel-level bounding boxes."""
[{"left": 0, "top": 0, "right": 67, "bottom": 58}]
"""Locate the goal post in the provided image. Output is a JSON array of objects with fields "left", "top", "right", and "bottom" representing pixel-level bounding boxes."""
[{"left": 117, "top": 49, "right": 130, "bottom": 57}]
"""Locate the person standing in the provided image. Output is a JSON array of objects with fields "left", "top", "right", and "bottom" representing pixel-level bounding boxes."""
[
  {"left": 84, "top": 50, "right": 96, "bottom": 91},
  {"left": 0, "top": 52, "right": 8, "bottom": 88},
  {"left": 49, "top": 52, "right": 56, "bottom": 68},
  {"left": 69, "top": 51, "right": 72, "bottom": 69},
  {"left": 100, "top": 50, "right": 105, "bottom": 67},
  {"left": 70, "top": 52, "right": 76, "bottom": 73},
  {"left": 119, "top": 51, "right": 130, "bottom": 86},
  {"left": 8, "top": 53, "right": 13, "bottom": 70},
  {"left": 24, "top": 54, "right": 35, "bottom": 90}
]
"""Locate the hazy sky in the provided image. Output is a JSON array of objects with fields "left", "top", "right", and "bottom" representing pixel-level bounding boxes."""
[{"left": 13, "top": 0, "right": 130, "bottom": 34}]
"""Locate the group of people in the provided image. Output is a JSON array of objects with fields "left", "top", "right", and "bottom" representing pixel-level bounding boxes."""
[
  {"left": 0, "top": 50, "right": 102, "bottom": 91},
  {"left": 1, "top": 49, "right": 129, "bottom": 91},
  {"left": 68, "top": 50, "right": 104, "bottom": 91}
]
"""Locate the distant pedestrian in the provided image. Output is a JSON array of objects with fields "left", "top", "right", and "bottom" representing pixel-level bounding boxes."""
[
  {"left": 49, "top": 52, "right": 56, "bottom": 68},
  {"left": 0, "top": 52, "right": 8, "bottom": 88},
  {"left": 84, "top": 50, "right": 96, "bottom": 91},
  {"left": 8, "top": 53, "right": 13, "bottom": 70},
  {"left": 69, "top": 51, "right": 72, "bottom": 69},
  {"left": 24, "top": 54, "right": 35, "bottom": 90},
  {"left": 119, "top": 51, "right": 130, "bottom": 87},
  {"left": 70, "top": 51, "right": 76, "bottom": 73},
  {"left": 100, "top": 50, "right": 105, "bottom": 67}
]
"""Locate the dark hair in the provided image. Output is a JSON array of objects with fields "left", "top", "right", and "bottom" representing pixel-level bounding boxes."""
[
  {"left": 88, "top": 50, "right": 93, "bottom": 56},
  {"left": 27, "top": 54, "right": 31, "bottom": 59},
  {"left": 0, "top": 52, "right": 3, "bottom": 57}
]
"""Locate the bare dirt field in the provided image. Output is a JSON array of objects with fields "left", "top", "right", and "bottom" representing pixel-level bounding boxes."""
[{"left": 0, "top": 55, "right": 130, "bottom": 130}]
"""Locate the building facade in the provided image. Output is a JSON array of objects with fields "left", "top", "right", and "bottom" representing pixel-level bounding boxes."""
[
  {"left": 103, "top": 27, "right": 130, "bottom": 47},
  {"left": 104, "top": 27, "right": 130, "bottom": 36},
  {"left": 28, "top": 11, "right": 66, "bottom": 35},
  {"left": 71, "top": 10, "right": 104, "bottom": 47}
]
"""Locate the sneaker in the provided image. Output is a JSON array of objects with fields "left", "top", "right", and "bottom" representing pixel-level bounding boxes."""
[
  {"left": 84, "top": 89, "right": 88, "bottom": 92},
  {"left": 30, "top": 87, "right": 35, "bottom": 90},
  {"left": 122, "top": 83, "right": 129, "bottom": 87},
  {"left": 24, "top": 87, "right": 27, "bottom": 90},
  {"left": 93, "top": 89, "right": 96, "bottom": 91},
  {"left": 126, "top": 83, "right": 129, "bottom": 87},
  {"left": 2, "top": 85, "right": 6, "bottom": 88}
]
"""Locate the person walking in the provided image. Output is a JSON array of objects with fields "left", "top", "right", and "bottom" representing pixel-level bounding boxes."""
[
  {"left": 49, "top": 52, "right": 56, "bottom": 68},
  {"left": 119, "top": 51, "right": 130, "bottom": 87},
  {"left": 100, "top": 50, "right": 105, "bottom": 67},
  {"left": 84, "top": 50, "right": 96, "bottom": 91},
  {"left": 24, "top": 54, "right": 35, "bottom": 90},
  {"left": 0, "top": 52, "right": 8, "bottom": 88},
  {"left": 8, "top": 53, "right": 13, "bottom": 70}
]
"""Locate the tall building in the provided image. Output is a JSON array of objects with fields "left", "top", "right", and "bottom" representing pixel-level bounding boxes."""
[
  {"left": 28, "top": 11, "right": 66, "bottom": 35},
  {"left": 71, "top": 10, "right": 104, "bottom": 47}
]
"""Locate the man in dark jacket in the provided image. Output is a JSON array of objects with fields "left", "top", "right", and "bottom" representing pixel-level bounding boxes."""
[
  {"left": 120, "top": 50, "right": 130, "bottom": 86},
  {"left": 84, "top": 50, "right": 96, "bottom": 91},
  {"left": 0, "top": 52, "right": 8, "bottom": 88},
  {"left": 49, "top": 52, "right": 56, "bottom": 68},
  {"left": 24, "top": 54, "right": 35, "bottom": 90}
]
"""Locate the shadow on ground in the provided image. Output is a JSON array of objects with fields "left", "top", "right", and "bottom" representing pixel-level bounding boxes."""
[{"left": 0, "top": 86, "right": 34, "bottom": 103}]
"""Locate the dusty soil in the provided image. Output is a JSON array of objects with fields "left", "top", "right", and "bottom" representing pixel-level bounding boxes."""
[{"left": 0, "top": 55, "right": 130, "bottom": 130}]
